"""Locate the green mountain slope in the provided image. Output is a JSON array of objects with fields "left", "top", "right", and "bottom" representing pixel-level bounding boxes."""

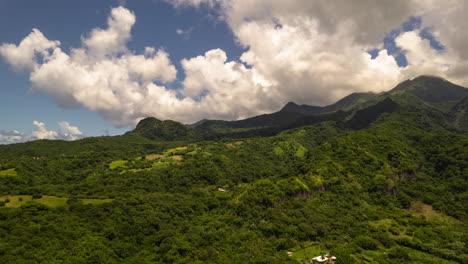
[
  {"left": 281, "top": 92, "right": 376, "bottom": 114},
  {"left": 0, "top": 76, "right": 466, "bottom": 263},
  {"left": 390, "top": 75, "right": 468, "bottom": 104}
]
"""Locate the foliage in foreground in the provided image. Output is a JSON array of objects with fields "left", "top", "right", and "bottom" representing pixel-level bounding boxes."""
[{"left": 0, "top": 113, "right": 466, "bottom": 263}]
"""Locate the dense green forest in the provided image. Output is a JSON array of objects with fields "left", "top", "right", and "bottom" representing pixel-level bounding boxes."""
[{"left": 0, "top": 76, "right": 467, "bottom": 263}]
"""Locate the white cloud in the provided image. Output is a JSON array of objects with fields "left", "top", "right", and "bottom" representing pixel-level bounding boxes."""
[
  {"left": 168, "top": 0, "right": 219, "bottom": 8},
  {"left": 1, "top": 3, "right": 468, "bottom": 128},
  {"left": 82, "top": 6, "right": 135, "bottom": 58},
  {"left": 176, "top": 28, "right": 192, "bottom": 39},
  {"left": 0, "top": 121, "right": 84, "bottom": 144},
  {"left": 171, "top": 0, "right": 468, "bottom": 105},
  {"left": 395, "top": 31, "right": 452, "bottom": 78},
  {"left": 31, "top": 120, "right": 58, "bottom": 140},
  {"left": 1, "top": 7, "right": 178, "bottom": 126},
  {"left": 58, "top": 121, "right": 83, "bottom": 140},
  {"left": 31, "top": 120, "right": 83, "bottom": 141},
  {"left": 0, "top": 29, "right": 60, "bottom": 71},
  {"left": 0, "top": 130, "right": 27, "bottom": 145},
  {"left": 180, "top": 49, "right": 278, "bottom": 120}
]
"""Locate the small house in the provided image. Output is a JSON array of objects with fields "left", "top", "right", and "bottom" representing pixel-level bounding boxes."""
[{"left": 311, "top": 253, "right": 336, "bottom": 263}]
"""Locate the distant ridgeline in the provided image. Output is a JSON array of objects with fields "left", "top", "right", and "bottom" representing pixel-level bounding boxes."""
[
  {"left": 0, "top": 75, "right": 467, "bottom": 264},
  {"left": 127, "top": 75, "right": 468, "bottom": 141}
]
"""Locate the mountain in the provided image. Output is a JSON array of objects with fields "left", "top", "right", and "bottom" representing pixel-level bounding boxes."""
[
  {"left": 127, "top": 117, "right": 201, "bottom": 141},
  {"left": 389, "top": 75, "right": 468, "bottom": 103},
  {"left": 132, "top": 76, "right": 468, "bottom": 141},
  {"left": 280, "top": 92, "right": 376, "bottom": 114},
  {"left": 448, "top": 95, "right": 468, "bottom": 130},
  {"left": 348, "top": 97, "right": 399, "bottom": 129},
  {"left": 279, "top": 101, "right": 323, "bottom": 114},
  {"left": 0, "top": 75, "right": 467, "bottom": 264}
]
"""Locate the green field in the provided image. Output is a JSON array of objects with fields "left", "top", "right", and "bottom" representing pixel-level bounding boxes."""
[
  {"left": 0, "top": 195, "right": 113, "bottom": 208},
  {"left": 0, "top": 168, "right": 17, "bottom": 177},
  {"left": 289, "top": 242, "right": 324, "bottom": 262},
  {"left": 109, "top": 160, "right": 128, "bottom": 169},
  {"left": 0, "top": 195, "right": 33, "bottom": 207},
  {"left": 81, "top": 198, "right": 114, "bottom": 205}
]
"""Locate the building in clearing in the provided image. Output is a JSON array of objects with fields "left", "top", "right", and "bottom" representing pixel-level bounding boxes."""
[{"left": 311, "top": 253, "right": 336, "bottom": 263}]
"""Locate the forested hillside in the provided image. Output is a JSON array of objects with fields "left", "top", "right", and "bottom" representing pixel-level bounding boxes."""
[{"left": 0, "top": 76, "right": 466, "bottom": 263}]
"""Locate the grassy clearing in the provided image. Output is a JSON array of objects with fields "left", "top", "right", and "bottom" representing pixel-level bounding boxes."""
[
  {"left": 406, "top": 201, "right": 458, "bottom": 223},
  {"left": 0, "top": 195, "right": 33, "bottom": 207},
  {"left": 0, "top": 168, "right": 18, "bottom": 177},
  {"left": 0, "top": 195, "right": 113, "bottom": 208},
  {"left": 81, "top": 199, "right": 113, "bottom": 205},
  {"left": 145, "top": 154, "right": 165, "bottom": 161},
  {"left": 226, "top": 141, "right": 244, "bottom": 148},
  {"left": 295, "top": 145, "right": 308, "bottom": 158},
  {"left": 109, "top": 160, "right": 128, "bottom": 169},
  {"left": 164, "top": 146, "right": 188, "bottom": 156},
  {"left": 289, "top": 242, "right": 324, "bottom": 262},
  {"left": 0, "top": 195, "right": 67, "bottom": 208},
  {"left": 152, "top": 162, "right": 172, "bottom": 169},
  {"left": 170, "top": 155, "right": 183, "bottom": 161},
  {"left": 273, "top": 146, "right": 285, "bottom": 156},
  {"left": 35, "top": 196, "right": 68, "bottom": 207}
]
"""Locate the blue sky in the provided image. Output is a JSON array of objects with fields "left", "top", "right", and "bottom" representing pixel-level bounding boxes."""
[
  {"left": 0, "top": 1, "right": 464, "bottom": 144},
  {"left": 0, "top": 0, "right": 243, "bottom": 138}
]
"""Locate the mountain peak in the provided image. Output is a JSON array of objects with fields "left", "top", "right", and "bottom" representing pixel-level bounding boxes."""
[
  {"left": 390, "top": 75, "right": 468, "bottom": 103},
  {"left": 280, "top": 102, "right": 299, "bottom": 112},
  {"left": 188, "top": 119, "right": 209, "bottom": 128},
  {"left": 132, "top": 117, "right": 192, "bottom": 141},
  {"left": 413, "top": 75, "right": 447, "bottom": 82},
  {"left": 135, "top": 117, "right": 162, "bottom": 131},
  {"left": 280, "top": 101, "right": 323, "bottom": 114}
]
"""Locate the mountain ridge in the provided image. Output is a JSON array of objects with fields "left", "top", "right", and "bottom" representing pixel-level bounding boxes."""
[{"left": 130, "top": 75, "right": 467, "bottom": 141}]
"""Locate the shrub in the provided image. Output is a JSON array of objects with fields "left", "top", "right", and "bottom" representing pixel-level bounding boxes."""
[
  {"left": 356, "top": 236, "right": 378, "bottom": 250},
  {"left": 388, "top": 247, "right": 409, "bottom": 259},
  {"left": 388, "top": 226, "right": 399, "bottom": 235},
  {"left": 32, "top": 194, "right": 43, "bottom": 199}
]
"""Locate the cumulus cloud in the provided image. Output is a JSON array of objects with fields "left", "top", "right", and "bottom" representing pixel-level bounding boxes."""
[
  {"left": 0, "top": 29, "right": 60, "bottom": 72},
  {"left": 0, "top": 130, "right": 27, "bottom": 145},
  {"left": 31, "top": 121, "right": 58, "bottom": 140},
  {"left": 2, "top": 3, "right": 468, "bottom": 127},
  {"left": 31, "top": 120, "right": 83, "bottom": 141},
  {"left": 83, "top": 6, "right": 135, "bottom": 58},
  {"left": 0, "top": 121, "right": 84, "bottom": 144},
  {"left": 180, "top": 49, "right": 278, "bottom": 119},
  {"left": 1, "top": 7, "right": 179, "bottom": 126},
  {"left": 58, "top": 121, "right": 83, "bottom": 140},
  {"left": 171, "top": 0, "right": 468, "bottom": 105}
]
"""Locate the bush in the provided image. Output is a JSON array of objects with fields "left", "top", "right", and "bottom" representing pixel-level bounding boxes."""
[
  {"left": 356, "top": 236, "right": 378, "bottom": 250},
  {"left": 388, "top": 226, "right": 399, "bottom": 235},
  {"left": 372, "top": 232, "right": 394, "bottom": 248},
  {"left": 388, "top": 247, "right": 409, "bottom": 259}
]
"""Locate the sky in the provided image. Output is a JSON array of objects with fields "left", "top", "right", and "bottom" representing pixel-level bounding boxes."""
[{"left": 0, "top": 0, "right": 467, "bottom": 144}]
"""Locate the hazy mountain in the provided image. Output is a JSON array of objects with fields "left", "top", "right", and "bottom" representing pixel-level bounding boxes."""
[{"left": 280, "top": 92, "right": 376, "bottom": 114}]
